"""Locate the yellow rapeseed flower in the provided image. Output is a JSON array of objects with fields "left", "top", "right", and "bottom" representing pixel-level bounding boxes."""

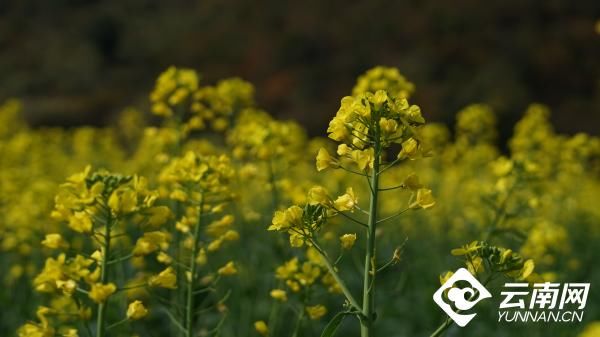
[
  {"left": 350, "top": 149, "right": 374, "bottom": 170},
  {"left": 68, "top": 211, "right": 93, "bottom": 233},
  {"left": 340, "top": 233, "right": 357, "bottom": 249},
  {"left": 402, "top": 173, "right": 422, "bottom": 191},
  {"left": 451, "top": 241, "right": 480, "bottom": 256},
  {"left": 306, "top": 304, "right": 327, "bottom": 320},
  {"left": 307, "top": 186, "right": 331, "bottom": 206},
  {"left": 41, "top": 234, "right": 68, "bottom": 249},
  {"left": 146, "top": 206, "right": 172, "bottom": 227},
  {"left": 148, "top": 267, "right": 177, "bottom": 289},
  {"left": 108, "top": 189, "right": 138, "bottom": 214},
  {"left": 268, "top": 206, "right": 302, "bottom": 231},
  {"left": 337, "top": 143, "right": 352, "bottom": 156},
  {"left": 334, "top": 188, "right": 358, "bottom": 211},
  {"left": 316, "top": 148, "right": 337, "bottom": 171},
  {"left": 398, "top": 137, "right": 419, "bottom": 160},
  {"left": 518, "top": 259, "right": 535, "bottom": 280},
  {"left": 88, "top": 283, "right": 117, "bottom": 303},
  {"left": 275, "top": 258, "right": 298, "bottom": 279},
  {"left": 409, "top": 188, "right": 435, "bottom": 209},
  {"left": 254, "top": 321, "right": 269, "bottom": 336},
  {"left": 55, "top": 279, "right": 77, "bottom": 296},
  {"left": 63, "top": 329, "right": 79, "bottom": 337},
  {"left": 126, "top": 300, "right": 149, "bottom": 320},
  {"left": 218, "top": 261, "right": 237, "bottom": 276},
  {"left": 270, "top": 289, "right": 288, "bottom": 302},
  {"left": 133, "top": 231, "right": 171, "bottom": 256}
]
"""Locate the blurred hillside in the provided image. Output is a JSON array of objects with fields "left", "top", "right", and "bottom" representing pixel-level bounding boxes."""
[{"left": 0, "top": 0, "right": 599, "bottom": 142}]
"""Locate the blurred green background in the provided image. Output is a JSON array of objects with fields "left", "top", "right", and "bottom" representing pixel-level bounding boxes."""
[{"left": 0, "top": 0, "right": 599, "bottom": 142}]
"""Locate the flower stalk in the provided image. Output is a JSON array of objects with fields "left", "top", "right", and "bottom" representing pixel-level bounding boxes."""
[
  {"left": 310, "top": 239, "right": 360, "bottom": 311},
  {"left": 185, "top": 199, "right": 204, "bottom": 337},
  {"left": 96, "top": 212, "right": 112, "bottom": 337},
  {"left": 361, "top": 136, "right": 380, "bottom": 337}
]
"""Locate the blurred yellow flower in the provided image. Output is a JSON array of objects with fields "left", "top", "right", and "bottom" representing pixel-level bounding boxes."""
[
  {"left": 270, "top": 289, "right": 288, "bottom": 302},
  {"left": 306, "top": 304, "right": 327, "bottom": 320},
  {"left": 334, "top": 188, "right": 358, "bottom": 211},
  {"left": 451, "top": 241, "right": 480, "bottom": 256},
  {"left": 254, "top": 320, "right": 269, "bottom": 336},
  {"left": 409, "top": 188, "right": 435, "bottom": 209},
  {"left": 402, "top": 173, "right": 422, "bottom": 191},
  {"left": 268, "top": 206, "right": 303, "bottom": 231},
  {"left": 307, "top": 186, "right": 330, "bottom": 206},
  {"left": 148, "top": 267, "right": 177, "bottom": 289},
  {"left": 41, "top": 234, "right": 68, "bottom": 249},
  {"left": 337, "top": 143, "right": 352, "bottom": 156},
  {"left": 63, "top": 329, "right": 79, "bottom": 337},
  {"left": 108, "top": 189, "right": 138, "bottom": 214},
  {"left": 126, "top": 300, "right": 149, "bottom": 320},
  {"left": 340, "top": 233, "right": 357, "bottom": 249},
  {"left": 398, "top": 137, "right": 418, "bottom": 160},
  {"left": 518, "top": 259, "right": 535, "bottom": 280},
  {"left": 218, "top": 261, "right": 238, "bottom": 276},
  {"left": 146, "top": 206, "right": 172, "bottom": 227},
  {"left": 55, "top": 279, "right": 77, "bottom": 296},
  {"left": 88, "top": 283, "right": 117, "bottom": 303},
  {"left": 316, "top": 148, "right": 337, "bottom": 171},
  {"left": 350, "top": 149, "right": 374, "bottom": 170},
  {"left": 133, "top": 231, "right": 171, "bottom": 256},
  {"left": 579, "top": 321, "right": 600, "bottom": 337},
  {"left": 439, "top": 271, "right": 454, "bottom": 285},
  {"left": 68, "top": 211, "right": 93, "bottom": 233}
]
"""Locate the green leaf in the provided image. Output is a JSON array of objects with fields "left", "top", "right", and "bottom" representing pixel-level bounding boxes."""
[{"left": 320, "top": 311, "right": 351, "bottom": 337}]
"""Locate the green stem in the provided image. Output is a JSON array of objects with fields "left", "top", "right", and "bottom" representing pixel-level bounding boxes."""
[
  {"left": 310, "top": 240, "right": 361, "bottom": 311},
  {"left": 290, "top": 305, "right": 305, "bottom": 337},
  {"left": 376, "top": 207, "right": 409, "bottom": 224},
  {"left": 117, "top": 284, "right": 146, "bottom": 292},
  {"left": 96, "top": 214, "right": 112, "bottom": 337},
  {"left": 164, "top": 308, "right": 187, "bottom": 334},
  {"left": 429, "top": 318, "right": 453, "bottom": 337},
  {"left": 268, "top": 159, "right": 279, "bottom": 210},
  {"left": 106, "top": 253, "right": 133, "bottom": 265},
  {"left": 331, "top": 207, "right": 368, "bottom": 228},
  {"left": 266, "top": 300, "right": 280, "bottom": 337},
  {"left": 185, "top": 199, "right": 204, "bottom": 337},
  {"left": 106, "top": 317, "right": 129, "bottom": 330},
  {"left": 375, "top": 257, "right": 395, "bottom": 274},
  {"left": 362, "top": 135, "right": 381, "bottom": 337},
  {"left": 339, "top": 165, "right": 371, "bottom": 177},
  {"left": 172, "top": 200, "right": 185, "bottom": 337}
]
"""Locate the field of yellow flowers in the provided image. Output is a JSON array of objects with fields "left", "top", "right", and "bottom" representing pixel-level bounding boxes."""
[{"left": 1, "top": 66, "right": 599, "bottom": 337}]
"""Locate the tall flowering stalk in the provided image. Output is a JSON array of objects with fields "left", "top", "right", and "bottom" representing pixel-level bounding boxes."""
[
  {"left": 325, "top": 90, "right": 433, "bottom": 337},
  {"left": 22, "top": 167, "right": 169, "bottom": 336},
  {"left": 270, "top": 89, "right": 435, "bottom": 337},
  {"left": 158, "top": 151, "right": 238, "bottom": 337},
  {"left": 148, "top": 67, "right": 251, "bottom": 337}
]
